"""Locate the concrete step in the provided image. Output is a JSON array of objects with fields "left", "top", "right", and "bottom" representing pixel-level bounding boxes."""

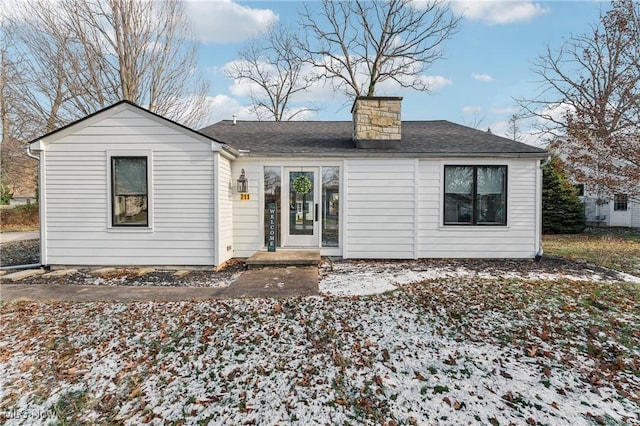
[{"left": 245, "top": 250, "right": 321, "bottom": 269}]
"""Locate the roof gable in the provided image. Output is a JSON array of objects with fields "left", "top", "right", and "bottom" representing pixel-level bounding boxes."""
[{"left": 29, "top": 101, "right": 224, "bottom": 150}]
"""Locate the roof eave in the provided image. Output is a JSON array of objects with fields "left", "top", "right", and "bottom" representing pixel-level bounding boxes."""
[{"left": 237, "top": 151, "right": 549, "bottom": 159}]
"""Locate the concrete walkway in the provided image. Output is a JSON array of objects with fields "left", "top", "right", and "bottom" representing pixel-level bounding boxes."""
[
  {"left": 0, "top": 231, "right": 39, "bottom": 244},
  {"left": 0, "top": 266, "right": 318, "bottom": 302}
]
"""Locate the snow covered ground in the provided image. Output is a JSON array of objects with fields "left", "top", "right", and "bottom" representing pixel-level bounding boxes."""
[
  {"left": 319, "top": 258, "right": 640, "bottom": 296},
  {"left": 1, "top": 260, "right": 639, "bottom": 425}
]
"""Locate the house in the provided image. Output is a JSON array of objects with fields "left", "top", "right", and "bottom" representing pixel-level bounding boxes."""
[
  {"left": 578, "top": 189, "right": 640, "bottom": 229},
  {"left": 28, "top": 97, "right": 548, "bottom": 268}
]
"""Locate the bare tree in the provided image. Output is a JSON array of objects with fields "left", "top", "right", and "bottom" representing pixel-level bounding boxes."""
[
  {"left": 6, "top": 0, "right": 210, "bottom": 129},
  {"left": 298, "top": 0, "right": 460, "bottom": 97},
  {"left": 65, "top": 0, "right": 210, "bottom": 126},
  {"left": 2, "top": 0, "right": 211, "bottom": 197},
  {"left": 519, "top": 0, "right": 639, "bottom": 197},
  {"left": 461, "top": 109, "right": 486, "bottom": 130},
  {"left": 506, "top": 113, "right": 523, "bottom": 142},
  {"left": 225, "top": 25, "right": 319, "bottom": 121},
  {"left": 0, "top": 15, "right": 38, "bottom": 198}
]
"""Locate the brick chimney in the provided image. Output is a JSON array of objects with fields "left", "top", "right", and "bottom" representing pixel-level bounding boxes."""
[{"left": 351, "top": 96, "right": 402, "bottom": 149}]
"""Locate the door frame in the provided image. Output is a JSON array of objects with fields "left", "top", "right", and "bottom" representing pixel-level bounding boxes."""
[
  {"left": 282, "top": 166, "right": 320, "bottom": 247},
  {"left": 609, "top": 198, "right": 632, "bottom": 227}
]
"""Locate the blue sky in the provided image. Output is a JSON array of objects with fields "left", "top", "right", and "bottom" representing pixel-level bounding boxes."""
[{"left": 186, "top": 1, "right": 607, "bottom": 146}]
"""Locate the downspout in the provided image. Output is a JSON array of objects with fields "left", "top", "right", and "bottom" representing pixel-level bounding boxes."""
[
  {"left": 23, "top": 143, "right": 44, "bottom": 267},
  {"left": 536, "top": 156, "right": 551, "bottom": 260},
  {"left": 23, "top": 143, "right": 40, "bottom": 161}
]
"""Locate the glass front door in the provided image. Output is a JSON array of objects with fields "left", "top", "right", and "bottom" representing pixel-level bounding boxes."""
[{"left": 283, "top": 167, "right": 319, "bottom": 247}]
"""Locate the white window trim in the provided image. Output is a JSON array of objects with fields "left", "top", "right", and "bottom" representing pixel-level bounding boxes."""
[
  {"left": 258, "top": 161, "right": 344, "bottom": 251},
  {"left": 438, "top": 159, "right": 512, "bottom": 230},
  {"left": 106, "top": 149, "right": 154, "bottom": 232}
]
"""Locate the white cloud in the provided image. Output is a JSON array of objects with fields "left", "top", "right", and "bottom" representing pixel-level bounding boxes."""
[
  {"left": 421, "top": 75, "right": 453, "bottom": 90},
  {"left": 184, "top": 0, "right": 278, "bottom": 44},
  {"left": 538, "top": 102, "right": 574, "bottom": 125},
  {"left": 452, "top": 1, "right": 549, "bottom": 25},
  {"left": 378, "top": 74, "right": 452, "bottom": 93},
  {"left": 462, "top": 105, "right": 483, "bottom": 114},
  {"left": 203, "top": 92, "right": 322, "bottom": 123},
  {"left": 472, "top": 72, "right": 495, "bottom": 82},
  {"left": 204, "top": 94, "right": 254, "bottom": 124},
  {"left": 490, "top": 107, "right": 519, "bottom": 115},
  {"left": 0, "top": 0, "right": 21, "bottom": 23},
  {"left": 223, "top": 59, "right": 336, "bottom": 104},
  {"left": 490, "top": 116, "right": 546, "bottom": 147}
]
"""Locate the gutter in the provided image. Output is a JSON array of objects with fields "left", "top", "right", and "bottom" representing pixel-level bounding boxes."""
[
  {"left": 539, "top": 155, "right": 551, "bottom": 169},
  {"left": 237, "top": 151, "right": 550, "bottom": 159},
  {"left": 23, "top": 143, "right": 40, "bottom": 161}
]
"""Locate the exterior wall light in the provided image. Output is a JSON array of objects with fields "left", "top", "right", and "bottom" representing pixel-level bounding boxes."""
[{"left": 237, "top": 169, "right": 248, "bottom": 193}]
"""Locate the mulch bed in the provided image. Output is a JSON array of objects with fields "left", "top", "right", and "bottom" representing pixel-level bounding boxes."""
[
  {"left": 0, "top": 239, "right": 40, "bottom": 266},
  {"left": 1, "top": 238, "right": 632, "bottom": 287}
]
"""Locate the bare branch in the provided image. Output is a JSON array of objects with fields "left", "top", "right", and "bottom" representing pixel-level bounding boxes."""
[
  {"left": 298, "top": 0, "right": 460, "bottom": 97},
  {"left": 517, "top": 0, "right": 639, "bottom": 197},
  {"left": 5, "top": 0, "right": 210, "bottom": 131},
  {"left": 225, "top": 24, "right": 320, "bottom": 121}
]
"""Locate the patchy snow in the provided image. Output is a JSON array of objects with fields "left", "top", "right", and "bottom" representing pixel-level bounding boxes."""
[
  {"left": 320, "top": 271, "right": 398, "bottom": 296},
  {"left": 319, "top": 259, "right": 640, "bottom": 296},
  {"left": 2, "top": 259, "right": 639, "bottom": 425},
  {"left": 2, "top": 281, "right": 639, "bottom": 425}
]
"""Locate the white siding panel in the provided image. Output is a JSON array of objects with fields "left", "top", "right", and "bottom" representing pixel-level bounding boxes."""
[
  {"left": 42, "top": 106, "right": 217, "bottom": 266},
  {"left": 344, "top": 159, "right": 416, "bottom": 259},
  {"left": 632, "top": 202, "right": 640, "bottom": 228},
  {"left": 216, "top": 156, "right": 234, "bottom": 265},
  {"left": 418, "top": 159, "right": 538, "bottom": 259},
  {"left": 231, "top": 162, "right": 262, "bottom": 258}
]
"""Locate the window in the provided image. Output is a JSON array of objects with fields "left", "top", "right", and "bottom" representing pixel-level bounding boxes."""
[
  {"left": 322, "top": 166, "right": 340, "bottom": 247},
  {"left": 112, "top": 157, "right": 148, "bottom": 226},
  {"left": 444, "top": 165, "right": 507, "bottom": 225},
  {"left": 264, "top": 167, "right": 281, "bottom": 247},
  {"left": 614, "top": 194, "right": 628, "bottom": 211}
]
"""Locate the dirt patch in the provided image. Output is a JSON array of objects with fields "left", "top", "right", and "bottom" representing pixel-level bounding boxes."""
[{"left": 0, "top": 204, "right": 39, "bottom": 231}]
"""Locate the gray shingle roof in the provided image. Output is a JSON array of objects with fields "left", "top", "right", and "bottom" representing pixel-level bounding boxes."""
[{"left": 199, "top": 120, "right": 547, "bottom": 158}]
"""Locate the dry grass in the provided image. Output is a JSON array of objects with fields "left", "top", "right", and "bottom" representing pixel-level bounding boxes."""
[
  {"left": 543, "top": 229, "right": 640, "bottom": 275},
  {"left": 0, "top": 204, "right": 39, "bottom": 232}
]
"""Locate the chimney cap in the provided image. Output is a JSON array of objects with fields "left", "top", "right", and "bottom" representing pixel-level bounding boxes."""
[{"left": 351, "top": 96, "right": 403, "bottom": 113}]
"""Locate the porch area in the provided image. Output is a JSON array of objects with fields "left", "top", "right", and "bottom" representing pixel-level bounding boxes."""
[{"left": 244, "top": 250, "right": 322, "bottom": 270}]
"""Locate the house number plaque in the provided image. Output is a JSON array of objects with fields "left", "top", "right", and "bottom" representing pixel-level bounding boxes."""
[{"left": 240, "top": 193, "right": 250, "bottom": 200}]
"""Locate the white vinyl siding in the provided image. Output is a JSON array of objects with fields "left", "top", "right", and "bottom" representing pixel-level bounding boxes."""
[
  {"left": 216, "top": 156, "right": 234, "bottom": 265},
  {"left": 632, "top": 201, "right": 640, "bottom": 229},
  {"left": 41, "top": 106, "right": 218, "bottom": 266},
  {"left": 231, "top": 156, "right": 541, "bottom": 259},
  {"left": 231, "top": 161, "right": 263, "bottom": 258},
  {"left": 418, "top": 159, "right": 538, "bottom": 258},
  {"left": 344, "top": 159, "right": 417, "bottom": 259}
]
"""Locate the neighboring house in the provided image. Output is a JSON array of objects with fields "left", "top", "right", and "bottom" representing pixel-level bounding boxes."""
[
  {"left": 28, "top": 97, "right": 548, "bottom": 268},
  {"left": 577, "top": 186, "right": 640, "bottom": 229},
  {"left": 551, "top": 139, "right": 640, "bottom": 229}
]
